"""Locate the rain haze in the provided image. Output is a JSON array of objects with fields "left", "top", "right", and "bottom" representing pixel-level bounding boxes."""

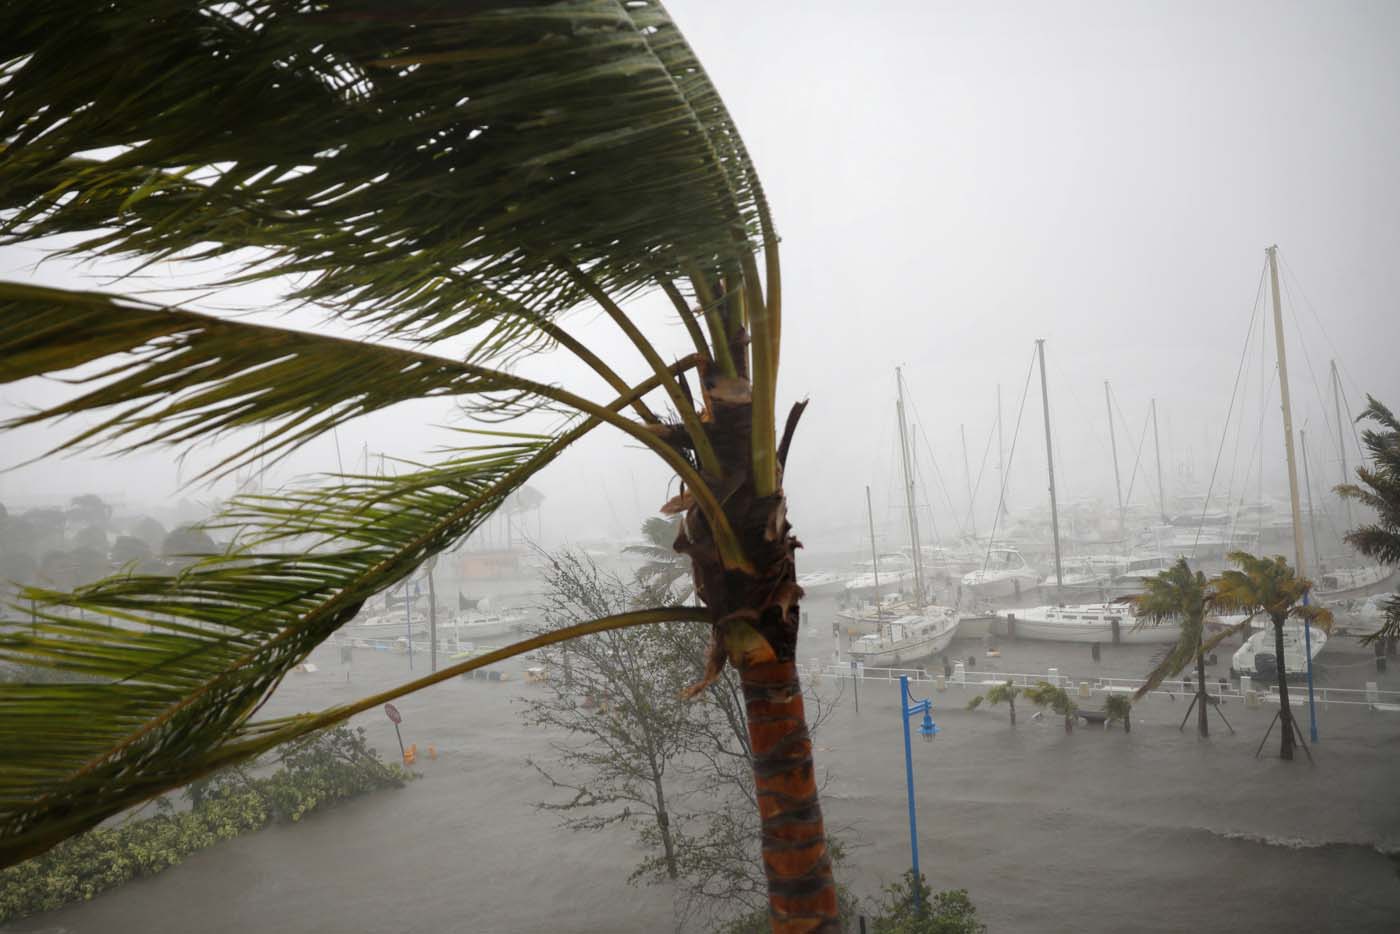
[
  {"left": 4, "top": 0, "right": 1397, "bottom": 536},
  {"left": 2, "top": 3, "right": 1400, "bottom": 933}
]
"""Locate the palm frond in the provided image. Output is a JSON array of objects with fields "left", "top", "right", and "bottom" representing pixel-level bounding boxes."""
[
  {"left": 0, "top": 283, "right": 540, "bottom": 478},
  {"left": 0, "top": 599, "right": 708, "bottom": 868},
  {"left": 0, "top": 1, "right": 766, "bottom": 345}
]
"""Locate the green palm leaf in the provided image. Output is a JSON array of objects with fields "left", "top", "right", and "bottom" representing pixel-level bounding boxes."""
[{"left": 0, "top": 0, "right": 812, "bottom": 904}]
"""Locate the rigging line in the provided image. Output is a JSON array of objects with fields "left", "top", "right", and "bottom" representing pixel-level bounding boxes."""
[
  {"left": 1278, "top": 253, "right": 1368, "bottom": 462},
  {"left": 1280, "top": 272, "right": 1340, "bottom": 450},
  {"left": 960, "top": 416, "right": 999, "bottom": 541},
  {"left": 1121, "top": 409, "right": 1153, "bottom": 514},
  {"left": 1335, "top": 378, "right": 1368, "bottom": 466},
  {"left": 1223, "top": 354, "right": 1279, "bottom": 552},
  {"left": 1109, "top": 390, "right": 1145, "bottom": 504},
  {"left": 1277, "top": 252, "right": 1366, "bottom": 400},
  {"left": 981, "top": 345, "right": 1038, "bottom": 575},
  {"left": 1299, "top": 418, "right": 1343, "bottom": 544},
  {"left": 1193, "top": 261, "right": 1268, "bottom": 558},
  {"left": 909, "top": 430, "right": 942, "bottom": 547},
  {"left": 904, "top": 388, "right": 968, "bottom": 540}
]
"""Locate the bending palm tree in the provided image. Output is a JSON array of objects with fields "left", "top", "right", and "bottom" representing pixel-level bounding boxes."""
[
  {"left": 0, "top": 4, "right": 836, "bottom": 928},
  {"left": 1212, "top": 553, "right": 1333, "bottom": 760},
  {"left": 1130, "top": 558, "right": 1251, "bottom": 738},
  {"left": 1337, "top": 396, "right": 1400, "bottom": 642}
]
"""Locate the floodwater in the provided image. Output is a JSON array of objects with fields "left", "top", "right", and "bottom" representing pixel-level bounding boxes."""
[{"left": 6, "top": 592, "right": 1400, "bottom": 933}]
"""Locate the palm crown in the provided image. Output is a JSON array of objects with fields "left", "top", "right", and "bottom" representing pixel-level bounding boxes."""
[{"left": 0, "top": 6, "right": 833, "bottom": 921}]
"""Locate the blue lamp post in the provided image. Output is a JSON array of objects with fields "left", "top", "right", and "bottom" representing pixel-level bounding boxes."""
[{"left": 899, "top": 675, "right": 939, "bottom": 910}]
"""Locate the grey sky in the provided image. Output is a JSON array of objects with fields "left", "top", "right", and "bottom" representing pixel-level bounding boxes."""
[{"left": 2, "top": 0, "right": 1397, "bottom": 546}]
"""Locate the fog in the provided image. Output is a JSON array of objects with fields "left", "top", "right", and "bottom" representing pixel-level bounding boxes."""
[{"left": 2, "top": 0, "right": 1398, "bottom": 549}]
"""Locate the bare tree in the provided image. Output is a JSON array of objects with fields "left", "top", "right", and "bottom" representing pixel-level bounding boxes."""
[{"left": 522, "top": 548, "right": 843, "bottom": 928}]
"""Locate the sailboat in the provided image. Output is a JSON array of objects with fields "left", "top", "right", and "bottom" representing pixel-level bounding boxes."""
[{"left": 850, "top": 370, "right": 963, "bottom": 666}]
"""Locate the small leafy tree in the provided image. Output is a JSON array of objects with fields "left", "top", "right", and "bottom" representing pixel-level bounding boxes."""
[
  {"left": 1213, "top": 553, "right": 1333, "bottom": 760},
  {"left": 869, "top": 872, "right": 985, "bottom": 934},
  {"left": 966, "top": 680, "right": 1022, "bottom": 725},
  {"left": 1023, "top": 681, "right": 1078, "bottom": 733},
  {"left": 1337, "top": 396, "right": 1400, "bottom": 642}
]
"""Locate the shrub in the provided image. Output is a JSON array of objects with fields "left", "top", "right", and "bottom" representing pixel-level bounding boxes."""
[{"left": 870, "top": 871, "right": 986, "bottom": 934}]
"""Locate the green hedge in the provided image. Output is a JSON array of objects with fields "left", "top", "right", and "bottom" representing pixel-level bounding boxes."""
[{"left": 0, "top": 726, "right": 411, "bottom": 923}]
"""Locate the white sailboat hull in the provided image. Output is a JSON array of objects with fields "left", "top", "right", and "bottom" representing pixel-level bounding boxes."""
[
  {"left": 849, "top": 610, "right": 962, "bottom": 666},
  {"left": 993, "top": 604, "right": 1177, "bottom": 644}
]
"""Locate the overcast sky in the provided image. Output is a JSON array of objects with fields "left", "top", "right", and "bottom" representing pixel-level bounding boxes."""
[{"left": 2, "top": 0, "right": 1397, "bottom": 548}]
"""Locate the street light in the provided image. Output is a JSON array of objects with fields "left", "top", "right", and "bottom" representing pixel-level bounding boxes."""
[{"left": 899, "top": 674, "right": 939, "bottom": 912}]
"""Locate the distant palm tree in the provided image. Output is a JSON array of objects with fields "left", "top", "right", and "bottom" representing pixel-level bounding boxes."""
[
  {"left": 1130, "top": 558, "right": 1253, "bottom": 738},
  {"left": 1104, "top": 694, "right": 1133, "bottom": 733},
  {"left": 0, "top": 4, "right": 837, "bottom": 926},
  {"left": 626, "top": 515, "right": 689, "bottom": 601},
  {"left": 1336, "top": 396, "right": 1400, "bottom": 642},
  {"left": 1023, "top": 681, "right": 1077, "bottom": 733},
  {"left": 1212, "top": 553, "right": 1333, "bottom": 760},
  {"left": 966, "top": 680, "right": 1022, "bottom": 726}
]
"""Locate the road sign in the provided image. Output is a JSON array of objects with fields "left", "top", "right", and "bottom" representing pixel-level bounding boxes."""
[{"left": 384, "top": 702, "right": 402, "bottom": 725}]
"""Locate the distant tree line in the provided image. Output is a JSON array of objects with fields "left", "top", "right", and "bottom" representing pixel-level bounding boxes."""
[{"left": 0, "top": 494, "right": 218, "bottom": 618}]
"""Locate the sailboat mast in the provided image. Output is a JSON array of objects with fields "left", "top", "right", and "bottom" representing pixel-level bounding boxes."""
[
  {"left": 895, "top": 369, "right": 926, "bottom": 606},
  {"left": 1035, "top": 340, "right": 1064, "bottom": 590},
  {"left": 1105, "top": 381, "right": 1125, "bottom": 543},
  {"left": 1267, "top": 245, "right": 1307, "bottom": 576},
  {"left": 961, "top": 424, "right": 976, "bottom": 539},
  {"left": 866, "top": 485, "right": 883, "bottom": 616},
  {"left": 1151, "top": 399, "right": 1166, "bottom": 523},
  {"left": 1331, "top": 359, "right": 1354, "bottom": 529}
]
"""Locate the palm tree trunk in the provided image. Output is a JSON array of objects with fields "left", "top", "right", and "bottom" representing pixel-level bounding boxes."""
[
  {"left": 1009, "top": 696, "right": 1016, "bottom": 726},
  {"left": 1195, "top": 651, "right": 1210, "bottom": 738},
  {"left": 740, "top": 653, "right": 838, "bottom": 929},
  {"left": 677, "top": 394, "right": 839, "bottom": 930},
  {"left": 1274, "top": 619, "right": 1295, "bottom": 760}
]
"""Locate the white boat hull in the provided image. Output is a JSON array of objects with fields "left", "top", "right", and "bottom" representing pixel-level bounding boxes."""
[
  {"left": 849, "top": 610, "right": 961, "bottom": 666},
  {"left": 1232, "top": 623, "right": 1328, "bottom": 677},
  {"left": 1317, "top": 566, "right": 1396, "bottom": 600}
]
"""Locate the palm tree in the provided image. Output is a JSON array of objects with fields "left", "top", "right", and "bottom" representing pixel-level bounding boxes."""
[
  {"left": 1023, "top": 681, "right": 1077, "bottom": 733},
  {"left": 0, "top": 5, "right": 836, "bottom": 928},
  {"left": 1104, "top": 694, "right": 1133, "bottom": 733},
  {"left": 1129, "top": 558, "right": 1252, "bottom": 738},
  {"left": 966, "top": 680, "right": 1022, "bottom": 726},
  {"left": 1337, "top": 396, "right": 1400, "bottom": 642},
  {"left": 626, "top": 515, "right": 691, "bottom": 601},
  {"left": 1212, "top": 553, "right": 1334, "bottom": 760}
]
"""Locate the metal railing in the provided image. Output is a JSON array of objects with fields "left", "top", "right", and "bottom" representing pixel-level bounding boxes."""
[{"left": 802, "top": 662, "right": 1400, "bottom": 709}]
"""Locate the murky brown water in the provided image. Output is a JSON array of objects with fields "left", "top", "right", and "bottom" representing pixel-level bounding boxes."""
[{"left": 7, "top": 592, "right": 1400, "bottom": 933}]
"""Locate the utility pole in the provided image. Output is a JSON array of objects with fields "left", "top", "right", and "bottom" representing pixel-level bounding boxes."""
[
  {"left": 1036, "top": 340, "right": 1063, "bottom": 590},
  {"left": 1105, "top": 381, "right": 1125, "bottom": 544}
]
